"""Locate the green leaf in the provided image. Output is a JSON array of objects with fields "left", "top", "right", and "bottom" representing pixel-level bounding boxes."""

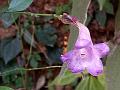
[
  {"left": 75, "top": 75, "right": 105, "bottom": 90},
  {"left": 2, "top": 37, "right": 21, "bottom": 64},
  {"left": 35, "top": 24, "right": 57, "bottom": 47},
  {"left": 95, "top": 11, "right": 107, "bottom": 27},
  {"left": 97, "top": 0, "right": 106, "bottom": 10},
  {"left": 8, "top": 0, "right": 33, "bottom": 12},
  {"left": 97, "top": 74, "right": 106, "bottom": 86},
  {"left": 89, "top": 76, "right": 105, "bottom": 90},
  {"left": 75, "top": 76, "right": 90, "bottom": 90},
  {"left": 106, "top": 1, "right": 120, "bottom": 89},
  {"left": 0, "top": 86, "right": 14, "bottom": 90},
  {"left": 0, "top": 46, "right": 21, "bottom": 73},
  {"left": 103, "top": 1, "right": 114, "bottom": 14},
  {"left": 106, "top": 45, "right": 120, "bottom": 90},
  {"left": 0, "top": 13, "right": 20, "bottom": 28},
  {"left": 0, "top": 38, "right": 13, "bottom": 59},
  {"left": 51, "top": 70, "right": 78, "bottom": 85},
  {"left": 47, "top": 47, "right": 61, "bottom": 65}
]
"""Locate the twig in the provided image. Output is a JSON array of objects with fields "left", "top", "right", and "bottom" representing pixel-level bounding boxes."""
[
  {"left": 5, "top": 11, "right": 60, "bottom": 18},
  {"left": 26, "top": 17, "right": 35, "bottom": 66},
  {"left": 0, "top": 66, "right": 63, "bottom": 76}
]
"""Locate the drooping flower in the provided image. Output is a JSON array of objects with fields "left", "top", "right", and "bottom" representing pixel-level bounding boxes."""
[{"left": 60, "top": 13, "right": 109, "bottom": 76}]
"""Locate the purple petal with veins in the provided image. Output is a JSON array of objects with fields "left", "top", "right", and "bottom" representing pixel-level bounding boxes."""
[{"left": 94, "top": 43, "right": 110, "bottom": 58}]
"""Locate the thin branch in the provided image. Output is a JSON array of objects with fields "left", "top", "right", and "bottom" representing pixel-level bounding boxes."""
[
  {"left": 26, "top": 17, "right": 35, "bottom": 66},
  {"left": 0, "top": 66, "right": 63, "bottom": 76},
  {"left": 5, "top": 11, "right": 60, "bottom": 18},
  {"left": 26, "top": 66, "right": 63, "bottom": 71}
]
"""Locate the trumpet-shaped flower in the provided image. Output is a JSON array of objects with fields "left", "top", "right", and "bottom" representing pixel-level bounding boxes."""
[{"left": 60, "top": 13, "right": 109, "bottom": 76}]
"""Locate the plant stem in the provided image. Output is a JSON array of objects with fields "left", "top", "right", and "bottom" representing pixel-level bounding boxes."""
[
  {"left": 6, "top": 11, "right": 60, "bottom": 18},
  {"left": 26, "top": 17, "right": 35, "bottom": 66},
  {"left": 0, "top": 66, "right": 63, "bottom": 76}
]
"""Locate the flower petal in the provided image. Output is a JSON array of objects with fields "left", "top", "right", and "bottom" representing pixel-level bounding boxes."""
[
  {"left": 61, "top": 50, "right": 75, "bottom": 62},
  {"left": 75, "top": 39, "right": 91, "bottom": 49},
  {"left": 74, "top": 22, "right": 93, "bottom": 48},
  {"left": 62, "top": 49, "right": 86, "bottom": 73},
  {"left": 87, "top": 58, "right": 103, "bottom": 76},
  {"left": 67, "top": 57, "right": 85, "bottom": 73},
  {"left": 94, "top": 43, "right": 109, "bottom": 58}
]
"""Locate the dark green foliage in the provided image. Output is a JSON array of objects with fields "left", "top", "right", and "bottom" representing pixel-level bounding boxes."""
[
  {"left": 35, "top": 24, "right": 57, "bottom": 47},
  {"left": 29, "top": 52, "right": 41, "bottom": 68},
  {"left": 97, "top": 0, "right": 106, "bottom": 10},
  {"left": 0, "top": 37, "right": 21, "bottom": 64},
  {"left": 47, "top": 47, "right": 62, "bottom": 65},
  {"left": 85, "top": 15, "right": 93, "bottom": 26},
  {"left": 103, "top": 1, "right": 114, "bottom": 14},
  {"left": 95, "top": 11, "right": 107, "bottom": 27}
]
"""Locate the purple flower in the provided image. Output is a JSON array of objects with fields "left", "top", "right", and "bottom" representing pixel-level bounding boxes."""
[{"left": 60, "top": 13, "right": 109, "bottom": 76}]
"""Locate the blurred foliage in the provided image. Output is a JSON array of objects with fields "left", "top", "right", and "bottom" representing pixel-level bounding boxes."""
[
  {"left": 106, "top": 0, "right": 120, "bottom": 90},
  {"left": 75, "top": 75, "right": 106, "bottom": 90},
  {"left": 50, "top": 70, "right": 78, "bottom": 86},
  {"left": 0, "top": 37, "right": 21, "bottom": 64},
  {"left": 97, "top": 0, "right": 106, "bottom": 10},
  {"left": 106, "top": 45, "right": 120, "bottom": 90},
  {"left": 29, "top": 52, "right": 41, "bottom": 68},
  {"left": 95, "top": 11, "right": 107, "bottom": 27},
  {"left": 0, "top": 0, "right": 116, "bottom": 89},
  {"left": 55, "top": 1, "right": 72, "bottom": 15},
  {"left": 0, "top": 86, "right": 14, "bottom": 90},
  {"left": 35, "top": 24, "right": 57, "bottom": 47}
]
